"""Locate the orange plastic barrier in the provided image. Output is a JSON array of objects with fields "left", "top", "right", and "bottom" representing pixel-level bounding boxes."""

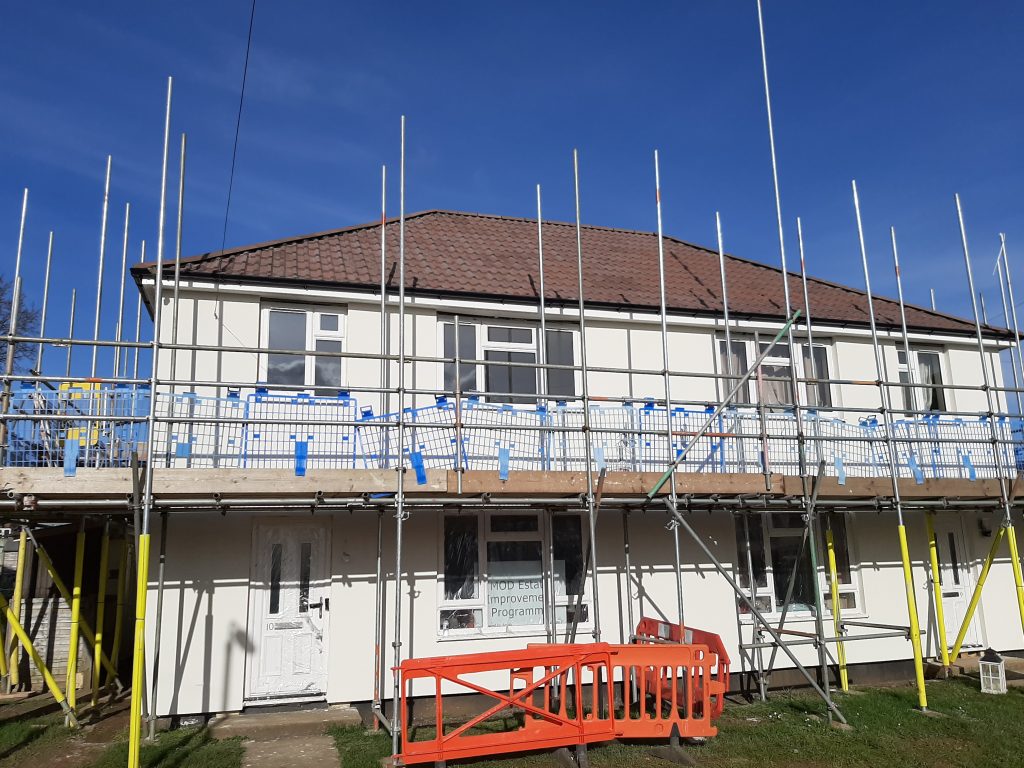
[
  {"left": 634, "top": 617, "right": 730, "bottom": 718},
  {"left": 396, "top": 640, "right": 721, "bottom": 766}
]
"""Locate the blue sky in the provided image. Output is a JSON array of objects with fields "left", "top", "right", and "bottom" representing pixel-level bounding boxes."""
[{"left": 2, "top": 1, "right": 1023, "bottom": 370}]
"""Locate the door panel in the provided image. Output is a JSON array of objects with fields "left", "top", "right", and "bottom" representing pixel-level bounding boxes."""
[
  {"left": 247, "top": 521, "right": 331, "bottom": 701},
  {"left": 931, "top": 517, "right": 982, "bottom": 650}
]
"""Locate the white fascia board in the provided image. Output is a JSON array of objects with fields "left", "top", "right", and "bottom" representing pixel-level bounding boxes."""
[{"left": 140, "top": 276, "right": 1010, "bottom": 351}]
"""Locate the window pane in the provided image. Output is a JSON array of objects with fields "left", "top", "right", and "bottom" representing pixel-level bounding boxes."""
[
  {"left": 759, "top": 340, "right": 790, "bottom": 360},
  {"left": 718, "top": 340, "right": 750, "bottom": 403},
  {"left": 488, "top": 326, "right": 532, "bottom": 344},
  {"left": 299, "top": 542, "right": 312, "bottom": 613},
  {"left": 269, "top": 543, "right": 282, "bottom": 614},
  {"left": 267, "top": 311, "right": 306, "bottom": 386},
  {"left": 490, "top": 514, "right": 538, "bottom": 533},
  {"left": 485, "top": 350, "right": 537, "bottom": 404},
  {"left": 545, "top": 330, "right": 575, "bottom": 398},
  {"left": 735, "top": 516, "right": 767, "bottom": 590},
  {"left": 439, "top": 609, "right": 482, "bottom": 631},
  {"left": 443, "top": 323, "right": 477, "bottom": 393},
  {"left": 918, "top": 352, "right": 946, "bottom": 411},
  {"left": 760, "top": 363, "right": 794, "bottom": 410},
  {"left": 770, "top": 535, "right": 815, "bottom": 612},
  {"left": 487, "top": 540, "right": 544, "bottom": 627},
  {"left": 314, "top": 339, "right": 342, "bottom": 391},
  {"left": 319, "top": 313, "right": 339, "bottom": 332},
  {"left": 553, "top": 516, "right": 585, "bottom": 597},
  {"left": 444, "top": 516, "right": 479, "bottom": 600},
  {"left": 802, "top": 345, "right": 831, "bottom": 408}
]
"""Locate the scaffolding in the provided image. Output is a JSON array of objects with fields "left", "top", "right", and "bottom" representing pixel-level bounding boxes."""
[{"left": 1, "top": 21, "right": 1024, "bottom": 768}]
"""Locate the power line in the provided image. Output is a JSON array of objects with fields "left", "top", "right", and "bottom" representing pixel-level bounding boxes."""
[{"left": 220, "top": 0, "right": 257, "bottom": 254}]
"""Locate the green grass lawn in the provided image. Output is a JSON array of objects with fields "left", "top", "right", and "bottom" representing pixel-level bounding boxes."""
[
  {"left": 0, "top": 712, "right": 71, "bottom": 764},
  {"left": 87, "top": 727, "right": 244, "bottom": 768},
  {"left": 331, "top": 677, "right": 1024, "bottom": 768}
]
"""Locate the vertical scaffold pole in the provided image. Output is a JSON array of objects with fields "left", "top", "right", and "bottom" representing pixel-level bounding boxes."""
[
  {"left": 165, "top": 133, "right": 186, "bottom": 465},
  {"left": 378, "top": 164, "right": 389, "bottom": 432},
  {"left": 6, "top": 528, "right": 27, "bottom": 692},
  {"left": 950, "top": 194, "right": 1024, "bottom": 650},
  {"left": 90, "top": 155, "right": 112, "bottom": 380},
  {"left": 372, "top": 510, "right": 384, "bottom": 727},
  {"left": 536, "top": 187, "right": 556, "bottom": 643},
  {"left": 66, "top": 289, "right": 76, "bottom": 379},
  {"left": 924, "top": 512, "right": 950, "bottom": 667},
  {"left": 34, "top": 232, "right": 54, "bottom": 378},
  {"left": 824, "top": 516, "right": 849, "bottom": 690},
  {"left": 132, "top": 245, "right": 145, "bottom": 382},
  {"left": 622, "top": 510, "right": 635, "bottom": 639},
  {"left": 128, "top": 74, "right": 172, "bottom": 768},
  {"left": 391, "top": 114, "right": 407, "bottom": 758},
  {"left": 113, "top": 205, "right": 130, "bottom": 379},
  {"left": 0, "top": 189, "right": 27, "bottom": 466},
  {"left": 91, "top": 520, "right": 110, "bottom": 710},
  {"left": 852, "top": 179, "right": 928, "bottom": 710},
  {"left": 573, "top": 149, "right": 601, "bottom": 641},
  {"left": 653, "top": 151, "right": 684, "bottom": 627},
  {"left": 797, "top": 219, "right": 823, "bottom": 465},
  {"left": 66, "top": 518, "right": 86, "bottom": 720},
  {"left": 995, "top": 248, "right": 1022, "bottom": 419},
  {"left": 148, "top": 512, "right": 169, "bottom": 740},
  {"left": 1000, "top": 235, "right": 1024, "bottom": 412},
  {"left": 108, "top": 529, "right": 128, "bottom": 687}
]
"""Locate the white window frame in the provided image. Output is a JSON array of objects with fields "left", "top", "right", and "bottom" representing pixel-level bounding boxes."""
[
  {"left": 716, "top": 334, "right": 835, "bottom": 411},
  {"left": 896, "top": 346, "right": 951, "bottom": 414},
  {"left": 436, "top": 509, "right": 592, "bottom": 639},
  {"left": 259, "top": 304, "right": 347, "bottom": 392},
  {"left": 437, "top": 317, "right": 579, "bottom": 403},
  {"left": 735, "top": 512, "right": 864, "bottom": 621}
]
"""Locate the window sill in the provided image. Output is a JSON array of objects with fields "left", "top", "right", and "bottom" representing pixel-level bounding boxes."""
[
  {"left": 739, "top": 609, "right": 868, "bottom": 625},
  {"left": 436, "top": 626, "right": 594, "bottom": 642}
]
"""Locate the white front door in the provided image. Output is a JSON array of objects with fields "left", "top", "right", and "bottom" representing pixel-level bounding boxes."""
[
  {"left": 931, "top": 516, "right": 982, "bottom": 651},
  {"left": 246, "top": 520, "right": 331, "bottom": 702}
]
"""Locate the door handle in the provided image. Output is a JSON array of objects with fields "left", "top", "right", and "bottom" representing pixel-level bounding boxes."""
[{"left": 309, "top": 598, "right": 330, "bottom": 619}]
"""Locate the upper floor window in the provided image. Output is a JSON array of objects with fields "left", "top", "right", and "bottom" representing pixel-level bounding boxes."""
[
  {"left": 440, "top": 318, "right": 575, "bottom": 404},
  {"left": 261, "top": 306, "right": 345, "bottom": 394},
  {"left": 897, "top": 349, "right": 947, "bottom": 413},
  {"left": 718, "top": 334, "right": 833, "bottom": 411}
]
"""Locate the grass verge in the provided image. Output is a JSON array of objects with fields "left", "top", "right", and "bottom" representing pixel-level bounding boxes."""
[{"left": 88, "top": 726, "right": 244, "bottom": 768}]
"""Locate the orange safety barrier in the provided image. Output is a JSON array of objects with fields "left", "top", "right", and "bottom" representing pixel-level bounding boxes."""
[
  {"left": 634, "top": 617, "right": 730, "bottom": 718},
  {"left": 396, "top": 640, "right": 722, "bottom": 766}
]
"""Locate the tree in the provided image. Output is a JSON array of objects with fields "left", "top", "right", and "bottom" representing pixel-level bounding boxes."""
[{"left": 0, "top": 274, "right": 40, "bottom": 374}]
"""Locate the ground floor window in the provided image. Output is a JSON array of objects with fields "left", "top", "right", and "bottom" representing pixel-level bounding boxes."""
[
  {"left": 734, "top": 512, "right": 860, "bottom": 616},
  {"left": 438, "top": 510, "right": 589, "bottom": 636}
]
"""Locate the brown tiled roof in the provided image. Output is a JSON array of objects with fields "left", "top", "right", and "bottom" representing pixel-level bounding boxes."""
[{"left": 132, "top": 210, "right": 1005, "bottom": 338}]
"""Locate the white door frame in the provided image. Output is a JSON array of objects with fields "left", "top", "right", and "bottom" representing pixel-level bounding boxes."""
[
  {"left": 930, "top": 515, "right": 984, "bottom": 652},
  {"left": 245, "top": 518, "right": 332, "bottom": 703}
]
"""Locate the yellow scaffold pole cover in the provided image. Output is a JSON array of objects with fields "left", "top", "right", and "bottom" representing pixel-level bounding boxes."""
[
  {"left": 897, "top": 523, "right": 928, "bottom": 710},
  {"left": 127, "top": 533, "right": 151, "bottom": 768},
  {"left": 7, "top": 528, "right": 28, "bottom": 690},
  {"left": 950, "top": 524, "right": 1006, "bottom": 661},
  {"left": 825, "top": 525, "right": 848, "bottom": 691},
  {"left": 66, "top": 521, "right": 86, "bottom": 719},
  {"left": 1006, "top": 523, "right": 1024, "bottom": 637},
  {"left": 924, "top": 513, "right": 950, "bottom": 667},
  {"left": 108, "top": 534, "right": 129, "bottom": 687},
  {"left": 0, "top": 591, "right": 79, "bottom": 728},
  {"left": 92, "top": 522, "right": 111, "bottom": 709},
  {"left": 29, "top": 532, "right": 121, "bottom": 685}
]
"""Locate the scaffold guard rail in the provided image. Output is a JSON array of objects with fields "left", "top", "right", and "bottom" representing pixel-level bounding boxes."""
[{"left": 3, "top": 385, "right": 1020, "bottom": 481}]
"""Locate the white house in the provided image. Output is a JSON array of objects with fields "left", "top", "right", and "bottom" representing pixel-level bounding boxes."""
[{"left": 111, "top": 209, "right": 1023, "bottom": 719}]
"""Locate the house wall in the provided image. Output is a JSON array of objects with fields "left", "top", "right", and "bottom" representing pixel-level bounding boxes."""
[
  {"left": 153, "top": 283, "right": 1006, "bottom": 421},
  {"left": 145, "top": 504, "right": 1024, "bottom": 715}
]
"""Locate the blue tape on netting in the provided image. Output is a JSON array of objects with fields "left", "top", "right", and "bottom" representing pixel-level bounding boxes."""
[
  {"left": 835, "top": 455, "right": 846, "bottom": 485},
  {"left": 962, "top": 452, "right": 976, "bottom": 481},
  {"left": 295, "top": 441, "right": 308, "bottom": 477},
  {"left": 498, "top": 447, "right": 510, "bottom": 480},
  {"left": 908, "top": 453, "right": 924, "bottom": 484},
  {"left": 594, "top": 445, "right": 606, "bottom": 471},
  {"left": 175, "top": 441, "right": 192, "bottom": 458},
  {"left": 411, "top": 451, "right": 427, "bottom": 485},
  {"left": 64, "top": 441, "right": 80, "bottom": 477}
]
